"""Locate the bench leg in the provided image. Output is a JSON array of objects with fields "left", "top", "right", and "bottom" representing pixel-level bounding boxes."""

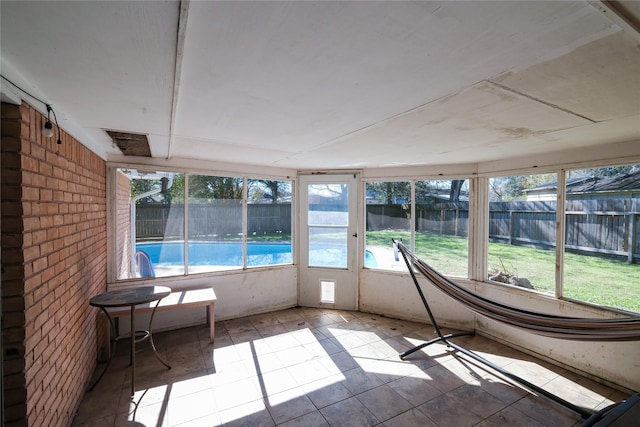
[{"left": 207, "top": 303, "right": 215, "bottom": 343}]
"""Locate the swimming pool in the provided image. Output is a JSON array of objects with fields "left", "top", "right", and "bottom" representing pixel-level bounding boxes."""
[{"left": 137, "top": 241, "right": 378, "bottom": 268}]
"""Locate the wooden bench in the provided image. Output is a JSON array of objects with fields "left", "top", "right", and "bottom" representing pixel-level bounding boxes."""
[{"left": 105, "top": 287, "right": 217, "bottom": 343}]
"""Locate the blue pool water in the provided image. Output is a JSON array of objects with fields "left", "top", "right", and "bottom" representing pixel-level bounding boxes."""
[{"left": 137, "top": 241, "right": 378, "bottom": 268}]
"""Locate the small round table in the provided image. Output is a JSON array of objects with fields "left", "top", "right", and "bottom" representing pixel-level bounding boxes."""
[{"left": 89, "top": 286, "right": 172, "bottom": 396}]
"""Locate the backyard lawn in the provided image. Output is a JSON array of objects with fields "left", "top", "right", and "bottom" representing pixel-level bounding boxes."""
[{"left": 366, "top": 230, "right": 640, "bottom": 313}]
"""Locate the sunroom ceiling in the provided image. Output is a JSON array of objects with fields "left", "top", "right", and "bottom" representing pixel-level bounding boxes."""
[{"left": 1, "top": 1, "right": 639, "bottom": 170}]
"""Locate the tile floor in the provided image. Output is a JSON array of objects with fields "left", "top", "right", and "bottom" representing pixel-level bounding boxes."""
[{"left": 72, "top": 307, "right": 628, "bottom": 426}]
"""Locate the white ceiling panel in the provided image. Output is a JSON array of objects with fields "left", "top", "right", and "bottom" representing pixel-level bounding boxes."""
[
  {"left": 1, "top": 1, "right": 638, "bottom": 170},
  {"left": 493, "top": 31, "right": 640, "bottom": 122}
]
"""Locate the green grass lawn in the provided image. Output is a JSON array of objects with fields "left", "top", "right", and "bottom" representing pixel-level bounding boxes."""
[{"left": 366, "top": 230, "right": 640, "bottom": 313}]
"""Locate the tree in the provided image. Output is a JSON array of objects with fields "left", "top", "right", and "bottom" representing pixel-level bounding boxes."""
[
  {"left": 568, "top": 165, "right": 638, "bottom": 179},
  {"left": 489, "top": 174, "right": 556, "bottom": 201},
  {"left": 131, "top": 173, "right": 184, "bottom": 205},
  {"left": 449, "top": 179, "right": 464, "bottom": 202},
  {"left": 365, "top": 181, "right": 410, "bottom": 204},
  {"left": 248, "top": 179, "right": 291, "bottom": 204},
  {"left": 189, "top": 175, "right": 243, "bottom": 200}
]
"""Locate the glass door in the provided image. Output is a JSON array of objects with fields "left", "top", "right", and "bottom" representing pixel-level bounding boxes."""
[{"left": 298, "top": 173, "right": 360, "bottom": 310}]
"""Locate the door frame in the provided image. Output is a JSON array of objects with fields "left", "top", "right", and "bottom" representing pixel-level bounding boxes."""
[{"left": 297, "top": 172, "right": 362, "bottom": 310}]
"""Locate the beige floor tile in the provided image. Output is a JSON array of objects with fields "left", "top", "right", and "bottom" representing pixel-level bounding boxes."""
[
  {"left": 417, "top": 393, "right": 483, "bottom": 427},
  {"left": 218, "top": 398, "right": 274, "bottom": 427},
  {"left": 73, "top": 308, "right": 624, "bottom": 427},
  {"left": 386, "top": 375, "right": 443, "bottom": 407},
  {"left": 341, "top": 366, "right": 386, "bottom": 395},
  {"left": 265, "top": 387, "right": 317, "bottom": 424},
  {"left": 356, "top": 384, "right": 414, "bottom": 422},
  {"left": 382, "top": 408, "right": 439, "bottom": 427},
  {"left": 278, "top": 410, "right": 330, "bottom": 427},
  {"left": 320, "top": 396, "right": 379, "bottom": 427},
  {"left": 258, "top": 367, "right": 300, "bottom": 396},
  {"left": 476, "top": 405, "right": 546, "bottom": 427},
  {"left": 166, "top": 388, "right": 217, "bottom": 426},
  {"left": 211, "top": 377, "right": 263, "bottom": 411},
  {"left": 511, "top": 394, "right": 583, "bottom": 427},
  {"left": 302, "top": 374, "right": 354, "bottom": 409},
  {"left": 224, "top": 318, "right": 257, "bottom": 334},
  {"left": 448, "top": 383, "right": 510, "bottom": 419}
]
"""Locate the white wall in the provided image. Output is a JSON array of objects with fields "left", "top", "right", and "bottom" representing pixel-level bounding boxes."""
[
  {"left": 359, "top": 269, "right": 475, "bottom": 329},
  {"left": 109, "top": 266, "right": 298, "bottom": 334},
  {"left": 474, "top": 281, "right": 640, "bottom": 392}
]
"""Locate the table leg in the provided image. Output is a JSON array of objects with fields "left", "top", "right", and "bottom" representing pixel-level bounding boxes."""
[
  {"left": 147, "top": 300, "right": 171, "bottom": 369},
  {"left": 88, "top": 308, "right": 117, "bottom": 391},
  {"left": 130, "top": 306, "right": 135, "bottom": 396}
]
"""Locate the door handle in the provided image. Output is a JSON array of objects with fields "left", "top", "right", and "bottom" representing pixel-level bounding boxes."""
[{"left": 352, "top": 233, "right": 358, "bottom": 237}]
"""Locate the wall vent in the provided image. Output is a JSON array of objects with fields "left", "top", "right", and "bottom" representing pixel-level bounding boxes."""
[{"left": 105, "top": 130, "right": 151, "bottom": 157}]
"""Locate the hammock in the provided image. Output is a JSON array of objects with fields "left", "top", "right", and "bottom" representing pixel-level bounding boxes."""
[
  {"left": 394, "top": 240, "right": 640, "bottom": 341},
  {"left": 393, "top": 239, "right": 640, "bottom": 421}
]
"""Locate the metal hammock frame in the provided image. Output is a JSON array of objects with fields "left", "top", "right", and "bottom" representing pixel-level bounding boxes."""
[{"left": 392, "top": 239, "right": 640, "bottom": 420}]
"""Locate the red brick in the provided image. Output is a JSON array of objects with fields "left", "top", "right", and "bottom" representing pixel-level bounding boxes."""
[
  {"left": 2, "top": 101, "right": 106, "bottom": 427},
  {"left": 22, "top": 246, "right": 40, "bottom": 263},
  {"left": 21, "top": 155, "right": 38, "bottom": 172},
  {"left": 31, "top": 143, "right": 45, "bottom": 160},
  {"left": 22, "top": 186, "right": 39, "bottom": 201},
  {"left": 39, "top": 188, "right": 53, "bottom": 201}
]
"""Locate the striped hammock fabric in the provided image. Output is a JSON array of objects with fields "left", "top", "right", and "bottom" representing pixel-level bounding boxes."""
[{"left": 394, "top": 241, "right": 640, "bottom": 341}]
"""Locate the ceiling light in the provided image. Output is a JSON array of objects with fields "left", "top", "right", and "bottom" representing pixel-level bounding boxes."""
[
  {"left": 43, "top": 120, "right": 54, "bottom": 138},
  {"left": 0, "top": 75, "right": 63, "bottom": 145},
  {"left": 43, "top": 105, "right": 54, "bottom": 138},
  {"left": 43, "top": 104, "right": 62, "bottom": 144}
]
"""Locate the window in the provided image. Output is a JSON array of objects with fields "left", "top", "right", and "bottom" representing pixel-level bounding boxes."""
[
  {"left": 365, "top": 179, "right": 470, "bottom": 275},
  {"left": 116, "top": 169, "right": 185, "bottom": 279},
  {"left": 307, "top": 183, "right": 350, "bottom": 268},
  {"left": 114, "top": 168, "right": 293, "bottom": 280},
  {"left": 415, "top": 179, "right": 469, "bottom": 277},
  {"left": 247, "top": 179, "right": 292, "bottom": 267},
  {"left": 188, "top": 174, "right": 243, "bottom": 272},
  {"left": 487, "top": 173, "right": 557, "bottom": 295},
  {"left": 365, "top": 181, "right": 411, "bottom": 270},
  {"left": 562, "top": 164, "right": 640, "bottom": 312}
]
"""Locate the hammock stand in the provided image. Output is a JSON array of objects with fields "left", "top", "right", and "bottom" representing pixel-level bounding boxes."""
[{"left": 392, "top": 239, "right": 640, "bottom": 421}]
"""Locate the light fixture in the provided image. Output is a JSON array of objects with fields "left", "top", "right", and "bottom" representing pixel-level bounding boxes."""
[
  {"left": 43, "top": 106, "right": 54, "bottom": 138},
  {"left": 43, "top": 104, "right": 62, "bottom": 144},
  {"left": 1, "top": 74, "right": 63, "bottom": 145}
]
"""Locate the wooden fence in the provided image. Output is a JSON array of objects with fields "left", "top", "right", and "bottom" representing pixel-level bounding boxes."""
[
  {"left": 136, "top": 202, "right": 292, "bottom": 239},
  {"left": 366, "top": 199, "right": 640, "bottom": 263},
  {"left": 136, "top": 200, "right": 639, "bottom": 263}
]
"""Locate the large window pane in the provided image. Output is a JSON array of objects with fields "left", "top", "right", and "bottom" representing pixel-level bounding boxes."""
[
  {"left": 415, "top": 180, "right": 469, "bottom": 277},
  {"left": 563, "top": 165, "right": 640, "bottom": 312},
  {"left": 116, "top": 168, "right": 185, "bottom": 279},
  {"left": 488, "top": 173, "right": 557, "bottom": 294},
  {"left": 308, "top": 183, "right": 349, "bottom": 268},
  {"left": 188, "top": 175, "right": 243, "bottom": 272},
  {"left": 365, "top": 181, "right": 410, "bottom": 270},
  {"left": 247, "top": 179, "right": 293, "bottom": 267}
]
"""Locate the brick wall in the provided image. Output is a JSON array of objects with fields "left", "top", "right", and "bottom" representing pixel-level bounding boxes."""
[{"left": 1, "top": 102, "right": 107, "bottom": 427}]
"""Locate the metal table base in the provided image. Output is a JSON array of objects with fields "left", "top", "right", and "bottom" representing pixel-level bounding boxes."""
[{"left": 89, "top": 286, "right": 172, "bottom": 396}]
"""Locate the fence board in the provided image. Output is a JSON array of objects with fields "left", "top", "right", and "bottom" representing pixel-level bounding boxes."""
[
  {"left": 135, "top": 200, "right": 639, "bottom": 263},
  {"left": 365, "top": 199, "right": 639, "bottom": 263}
]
